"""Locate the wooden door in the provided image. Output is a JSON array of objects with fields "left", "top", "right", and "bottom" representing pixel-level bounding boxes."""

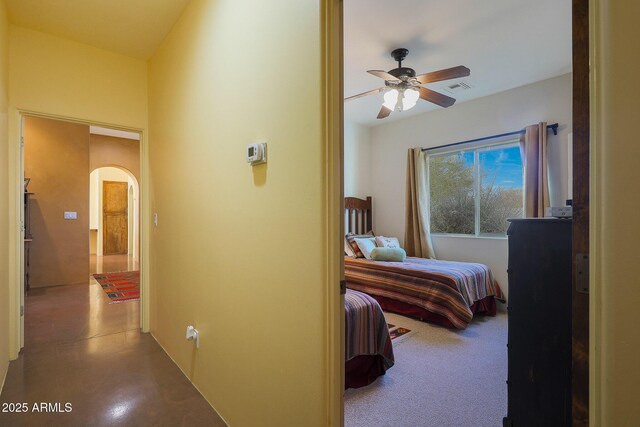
[
  {"left": 572, "top": 0, "right": 589, "bottom": 424},
  {"left": 103, "top": 181, "right": 128, "bottom": 255}
]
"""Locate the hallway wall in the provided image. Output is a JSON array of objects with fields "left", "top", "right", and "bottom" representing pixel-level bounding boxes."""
[
  {"left": 594, "top": 0, "right": 640, "bottom": 423},
  {"left": 0, "top": 0, "right": 9, "bottom": 388},
  {"left": 148, "top": 1, "right": 329, "bottom": 425},
  {"left": 24, "top": 116, "right": 90, "bottom": 287},
  {"left": 9, "top": 26, "right": 148, "bottom": 128},
  {"left": 90, "top": 134, "right": 140, "bottom": 182}
]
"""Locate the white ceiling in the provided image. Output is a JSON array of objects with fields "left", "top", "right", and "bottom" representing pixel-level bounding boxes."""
[
  {"left": 5, "top": 0, "right": 191, "bottom": 59},
  {"left": 344, "top": 0, "right": 572, "bottom": 126},
  {"left": 90, "top": 126, "right": 140, "bottom": 141}
]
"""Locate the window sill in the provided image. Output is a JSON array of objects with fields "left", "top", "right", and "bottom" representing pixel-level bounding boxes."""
[{"left": 431, "top": 234, "right": 508, "bottom": 241}]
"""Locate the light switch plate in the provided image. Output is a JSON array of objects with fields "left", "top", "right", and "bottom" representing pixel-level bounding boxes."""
[{"left": 64, "top": 212, "right": 77, "bottom": 220}]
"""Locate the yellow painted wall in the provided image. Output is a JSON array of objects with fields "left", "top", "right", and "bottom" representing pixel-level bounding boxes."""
[
  {"left": 0, "top": 0, "right": 10, "bottom": 388},
  {"left": 6, "top": 25, "right": 149, "bottom": 357},
  {"left": 148, "top": 1, "right": 332, "bottom": 425},
  {"left": 9, "top": 26, "right": 147, "bottom": 128},
  {"left": 593, "top": 0, "right": 640, "bottom": 424}
]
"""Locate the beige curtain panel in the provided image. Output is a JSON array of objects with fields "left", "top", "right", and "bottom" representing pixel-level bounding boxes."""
[
  {"left": 519, "top": 122, "right": 550, "bottom": 217},
  {"left": 404, "top": 147, "right": 436, "bottom": 259}
]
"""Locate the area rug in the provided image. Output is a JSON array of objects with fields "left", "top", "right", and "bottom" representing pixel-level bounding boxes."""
[
  {"left": 387, "top": 323, "right": 412, "bottom": 340},
  {"left": 93, "top": 271, "right": 140, "bottom": 303}
]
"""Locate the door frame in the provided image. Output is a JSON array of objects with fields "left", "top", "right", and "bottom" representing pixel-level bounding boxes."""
[
  {"left": 325, "top": 0, "right": 591, "bottom": 425},
  {"left": 8, "top": 109, "right": 151, "bottom": 358},
  {"left": 322, "top": 0, "right": 344, "bottom": 425},
  {"left": 572, "top": 0, "right": 590, "bottom": 424}
]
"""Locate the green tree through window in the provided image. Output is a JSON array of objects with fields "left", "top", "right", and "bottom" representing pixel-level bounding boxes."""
[{"left": 429, "top": 144, "right": 523, "bottom": 236}]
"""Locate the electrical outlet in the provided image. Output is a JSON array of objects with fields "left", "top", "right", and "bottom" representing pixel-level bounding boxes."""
[{"left": 185, "top": 325, "right": 199, "bottom": 348}]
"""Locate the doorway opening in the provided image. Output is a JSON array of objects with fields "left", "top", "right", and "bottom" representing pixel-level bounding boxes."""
[
  {"left": 20, "top": 114, "right": 143, "bottom": 351},
  {"left": 89, "top": 166, "right": 140, "bottom": 274},
  {"left": 339, "top": 1, "right": 578, "bottom": 425}
]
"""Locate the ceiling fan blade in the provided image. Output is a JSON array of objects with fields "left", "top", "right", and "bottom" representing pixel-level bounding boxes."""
[
  {"left": 377, "top": 106, "right": 392, "bottom": 119},
  {"left": 367, "top": 70, "right": 401, "bottom": 82},
  {"left": 344, "top": 88, "right": 385, "bottom": 102},
  {"left": 419, "top": 87, "right": 456, "bottom": 108},
  {"left": 415, "top": 66, "right": 470, "bottom": 84}
]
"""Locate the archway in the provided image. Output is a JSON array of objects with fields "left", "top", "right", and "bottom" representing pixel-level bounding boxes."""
[{"left": 89, "top": 166, "right": 140, "bottom": 266}]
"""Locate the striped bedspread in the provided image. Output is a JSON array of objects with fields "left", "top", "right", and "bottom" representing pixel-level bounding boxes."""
[
  {"left": 345, "top": 257, "right": 505, "bottom": 329},
  {"left": 345, "top": 288, "right": 394, "bottom": 370}
]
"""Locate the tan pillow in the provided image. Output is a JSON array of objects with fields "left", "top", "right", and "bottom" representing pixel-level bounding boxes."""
[
  {"left": 346, "top": 231, "right": 374, "bottom": 258},
  {"left": 344, "top": 236, "right": 357, "bottom": 257},
  {"left": 375, "top": 236, "right": 401, "bottom": 249}
]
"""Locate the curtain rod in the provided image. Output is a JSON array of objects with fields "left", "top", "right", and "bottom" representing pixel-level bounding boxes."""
[{"left": 422, "top": 123, "right": 559, "bottom": 152}]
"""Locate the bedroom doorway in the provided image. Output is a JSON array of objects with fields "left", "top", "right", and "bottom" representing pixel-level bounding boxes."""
[{"left": 336, "top": 0, "right": 589, "bottom": 425}]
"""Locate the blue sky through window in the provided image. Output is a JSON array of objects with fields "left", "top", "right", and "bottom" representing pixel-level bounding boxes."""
[
  {"left": 458, "top": 145, "right": 522, "bottom": 189},
  {"left": 480, "top": 146, "right": 522, "bottom": 189}
]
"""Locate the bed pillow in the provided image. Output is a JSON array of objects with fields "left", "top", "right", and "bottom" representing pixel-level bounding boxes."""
[
  {"left": 346, "top": 231, "right": 374, "bottom": 258},
  {"left": 354, "top": 237, "right": 377, "bottom": 260},
  {"left": 375, "top": 236, "right": 401, "bottom": 249},
  {"left": 370, "top": 247, "right": 406, "bottom": 262},
  {"left": 344, "top": 237, "right": 357, "bottom": 257}
]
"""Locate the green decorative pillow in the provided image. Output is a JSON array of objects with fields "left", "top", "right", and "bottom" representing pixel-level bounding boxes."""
[{"left": 370, "top": 247, "right": 406, "bottom": 262}]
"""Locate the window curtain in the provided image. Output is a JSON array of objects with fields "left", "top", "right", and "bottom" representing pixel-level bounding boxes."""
[
  {"left": 519, "top": 122, "right": 550, "bottom": 217},
  {"left": 404, "top": 147, "right": 436, "bottom": 259}
]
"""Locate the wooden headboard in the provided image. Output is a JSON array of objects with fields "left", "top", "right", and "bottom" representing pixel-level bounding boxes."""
[{"left": 345, "top": 196, "right": 372, "bottom": 234}]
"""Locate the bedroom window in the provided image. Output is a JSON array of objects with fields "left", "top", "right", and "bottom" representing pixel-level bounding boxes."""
[{"left": 429, "top": 142, "right": 523, "bottom": 237}]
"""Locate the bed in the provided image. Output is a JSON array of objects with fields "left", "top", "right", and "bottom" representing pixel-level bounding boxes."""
[
  {"left": 344, "top": 196, "right": 505, "bottom": 329},
  {"left": 345, "top": 288, "right": 394, "bottom": 389}
]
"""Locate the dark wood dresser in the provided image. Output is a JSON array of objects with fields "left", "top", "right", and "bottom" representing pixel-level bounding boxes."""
[{"left": 503, "top": 218, "right": 572, "bottom": 427}]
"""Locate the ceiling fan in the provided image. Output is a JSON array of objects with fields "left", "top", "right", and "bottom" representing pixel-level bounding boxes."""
[{"left": 345, "top": 48, "right": 470, "bottom": 119}]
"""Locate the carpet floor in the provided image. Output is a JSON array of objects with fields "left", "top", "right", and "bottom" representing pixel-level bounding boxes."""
[{"left": 345, "top": 311, "right": 507, "bottom": 427}]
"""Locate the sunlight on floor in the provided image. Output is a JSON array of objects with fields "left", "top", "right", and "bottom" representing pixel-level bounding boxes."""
[{"left": 90, "top": 254, "right": 139, "bottom": 275}]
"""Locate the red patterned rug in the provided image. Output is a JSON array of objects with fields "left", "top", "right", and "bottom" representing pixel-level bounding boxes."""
[
  {"left": 387, "top": 323, "right": 412, "bottom": 340},
  {"left": 93, "top": 271, "right": 140, "bottom": 303}
]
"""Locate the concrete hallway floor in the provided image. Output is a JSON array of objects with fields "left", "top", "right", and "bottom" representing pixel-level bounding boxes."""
[{"left": 0, "top": 256, "right": 226, "bottom": 426}]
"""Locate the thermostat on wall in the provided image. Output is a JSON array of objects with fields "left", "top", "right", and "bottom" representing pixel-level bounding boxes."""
[{"left": 246, "top": 143, "right": 267, "bottom": 165}]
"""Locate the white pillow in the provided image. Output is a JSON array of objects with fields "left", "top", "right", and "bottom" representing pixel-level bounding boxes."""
[
  {"left": 375, "top": 236, "right": 401, "bottom": 249},
  {"left": 354, "top": 237, "right": 377, "bottom": 260}
]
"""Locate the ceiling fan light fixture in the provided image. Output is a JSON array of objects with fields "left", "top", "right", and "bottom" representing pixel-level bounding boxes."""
[
  {"left": 401, "top": 88, "right": 419, "bottom": 111},
  {"left": 346, "top": 48, "right": 470, "bottom": 119},
  {"left": 383, "top": 89, "right": 399, "bottom": 110}
]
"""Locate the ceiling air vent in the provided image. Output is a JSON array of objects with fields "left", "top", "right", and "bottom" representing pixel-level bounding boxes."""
[{"left": 443, "top": 81, "right": 472, "bottom": 94}]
